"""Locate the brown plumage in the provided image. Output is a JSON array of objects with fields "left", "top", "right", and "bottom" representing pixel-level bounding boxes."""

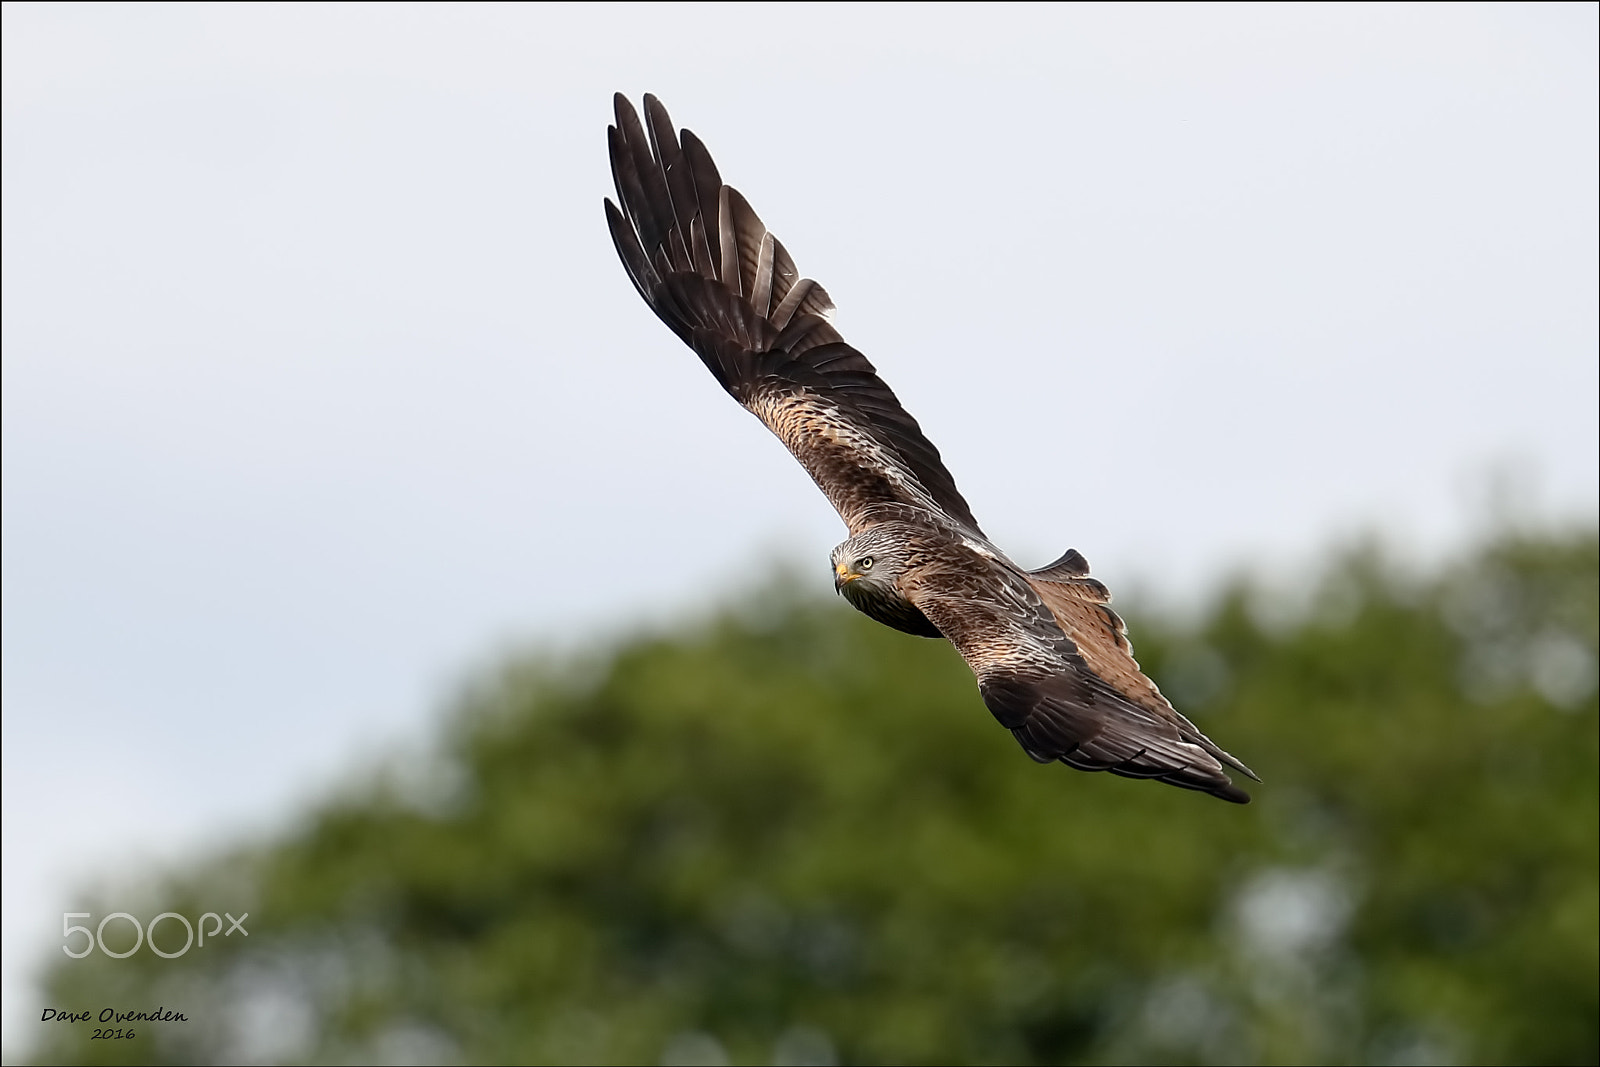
[{"left": 606, "top": 93, "right": 1258, "bottom": 803}]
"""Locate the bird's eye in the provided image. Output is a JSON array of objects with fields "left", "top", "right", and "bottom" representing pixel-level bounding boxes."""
[{"left": 859, "top": 557, "right": 874, "bottom": 571}]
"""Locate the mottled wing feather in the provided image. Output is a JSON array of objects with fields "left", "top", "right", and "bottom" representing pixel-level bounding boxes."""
[
  {"left": 1025, "top": 563, "right": 1170, "bottom": 718},
  {"left": 1025, "top": 552, "right": 1258, "bottom": 785},
  {"left": 901, "top": 528, "right": 1255, "bottom": 803},
  {"left": 605, "top": 93, "right": 982, "bottom": 535}
]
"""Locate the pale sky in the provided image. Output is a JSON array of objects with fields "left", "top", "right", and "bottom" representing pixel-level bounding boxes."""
[{"left": 3, "top": 2, "right": 1596, "bottom": 1051}]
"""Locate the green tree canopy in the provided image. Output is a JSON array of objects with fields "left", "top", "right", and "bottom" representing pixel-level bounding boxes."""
[{"left": 29, "top": 527, "right": 1598, "bottom": 1065}]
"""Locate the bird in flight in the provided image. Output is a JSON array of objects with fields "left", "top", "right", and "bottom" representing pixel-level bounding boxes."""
[{"left": 605, "top": 94, "right": 1257, "bottom": 803}]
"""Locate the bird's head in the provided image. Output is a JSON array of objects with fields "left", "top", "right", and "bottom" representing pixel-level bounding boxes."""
[
  {"left": 830, "top": 528, "right": 905, "bottom": 595},
  {"left": 828, "top": 524, "right": 945, "bottom": 638}
]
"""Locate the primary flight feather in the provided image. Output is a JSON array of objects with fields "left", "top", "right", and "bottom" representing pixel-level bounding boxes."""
[{"left": 605, "top": 93, "right": 1257, "bottom": 803}]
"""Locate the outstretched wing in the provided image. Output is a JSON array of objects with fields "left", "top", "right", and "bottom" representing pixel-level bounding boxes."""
[
  {"left": 903, "top": 534, "right": 1257, "bottom": 803},
  {"left": 605, "top": 93, "right": 981, "bottom": 536}
]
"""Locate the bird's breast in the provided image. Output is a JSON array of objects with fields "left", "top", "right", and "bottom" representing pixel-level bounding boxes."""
[{"left": 840, "top": 578, "right": 944, "bottom": 639}]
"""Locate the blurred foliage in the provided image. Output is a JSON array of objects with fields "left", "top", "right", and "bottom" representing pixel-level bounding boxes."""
[{"left": 28, "top": 527, "right": 1598, "bottom": 1066}]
